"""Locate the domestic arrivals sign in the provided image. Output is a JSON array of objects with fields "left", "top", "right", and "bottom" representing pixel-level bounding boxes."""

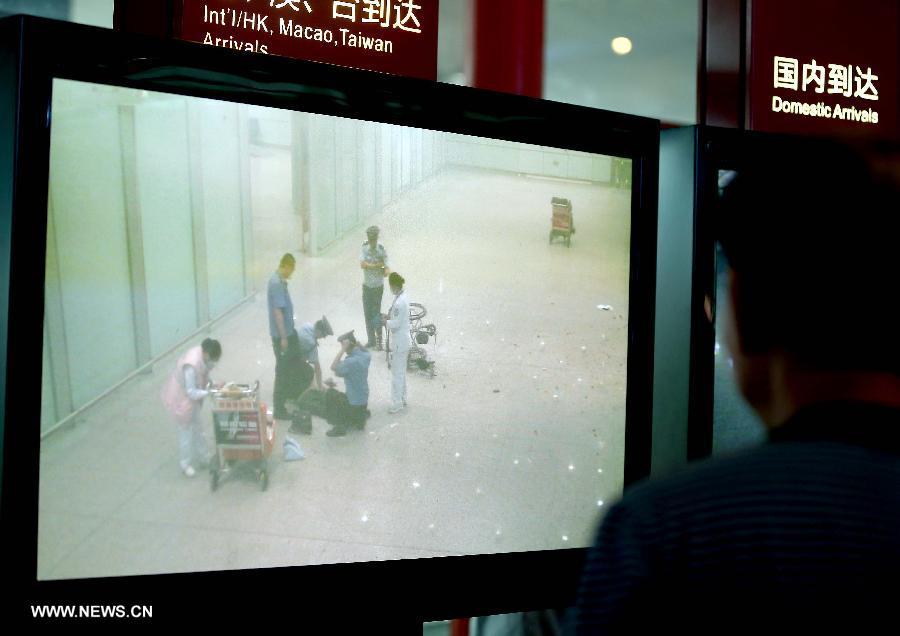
[
  {"left": 119, "top": 0, "right": 440, "bottom": 80},
  {"left": 770, "top": 56, "right": 881, "bottom": 124},
  {"left": 748, "top": 0, "right": 898, "bottom": 140}
]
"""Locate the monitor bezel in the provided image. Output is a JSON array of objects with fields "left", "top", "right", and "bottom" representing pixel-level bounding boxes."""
[
  {"left": 0, "top": 15, "right": 659, "bottom": 627},
  {"left": 685, "top": 126, "right": 846, "bottom": 461},
  {"left": 686, "top": 125, "right": 770, "bottom": 461}
]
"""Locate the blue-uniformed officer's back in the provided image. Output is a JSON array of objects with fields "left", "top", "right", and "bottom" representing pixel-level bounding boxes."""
[{"left": 334, "top": 345, "right": 371, "bottom": 406}]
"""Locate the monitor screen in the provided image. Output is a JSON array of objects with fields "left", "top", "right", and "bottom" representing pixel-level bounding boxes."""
[
  {"left": 2, "top": 17, "right": 658, "bottom": 624},
  {"left": 37, "top": 79, "right": 635, "bottom": 580}
]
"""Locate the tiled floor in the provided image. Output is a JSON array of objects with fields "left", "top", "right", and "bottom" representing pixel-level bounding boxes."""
[{"left": 38, "top": 167, "right": 632, "bottom": 580}]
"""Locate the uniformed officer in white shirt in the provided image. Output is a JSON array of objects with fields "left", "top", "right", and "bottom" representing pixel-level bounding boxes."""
[
  {"left": 383, "top": 272, "right": 411, "bottom": 414},
  {"left": 360, "top": 225, "right": 390, "bottom": 350}
]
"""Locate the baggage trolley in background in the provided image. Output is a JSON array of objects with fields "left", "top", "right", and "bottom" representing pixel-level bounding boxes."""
[
  {"left": 386, "top": 302, "right": 437, "bottom": 377},
  {"left": 549, "top": 197, "right": 575, "bottom": 247},
  {"left": 208, "top": 381, "right": 274, "bottom": 492}
]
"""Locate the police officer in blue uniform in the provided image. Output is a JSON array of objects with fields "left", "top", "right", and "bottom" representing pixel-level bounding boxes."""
[
  {"left": 326, "top": 331, "right": 372, "bottom": 437},
  {"left": 268, "top": 253, "right": 297, "bottom": 419}
]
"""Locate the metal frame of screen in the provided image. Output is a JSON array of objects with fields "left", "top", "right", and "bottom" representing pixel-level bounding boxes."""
[
  {"left": 685, "top": 126, "right": 829, "bottom": 462},
  {"left": 0, "top": 15, "right": 660, "bottom": 629}
]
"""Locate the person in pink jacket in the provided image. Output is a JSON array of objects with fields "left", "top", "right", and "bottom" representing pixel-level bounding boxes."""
[{"left": 161, "top": 338, "right": 222, "bottom": 477}]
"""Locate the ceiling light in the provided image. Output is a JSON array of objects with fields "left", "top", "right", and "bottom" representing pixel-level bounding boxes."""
[{"left": 611, "top": 37, "right": 632, "bottom": 56}]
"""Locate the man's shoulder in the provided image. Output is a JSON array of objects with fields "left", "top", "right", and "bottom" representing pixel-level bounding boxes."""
[
  {"left": 629, "top": 443, "right": 799, "bottom": 492},
  {"left": 620, "top": 438, "right": 900, "bottom": 515}
]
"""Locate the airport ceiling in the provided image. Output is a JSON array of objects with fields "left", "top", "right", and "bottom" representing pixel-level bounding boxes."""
[
  {"left": 0, "top": 0, "right": 700, "bottom": 124},
  {"left": 440, "top": 0, "right": 700, "bottom": 124}
]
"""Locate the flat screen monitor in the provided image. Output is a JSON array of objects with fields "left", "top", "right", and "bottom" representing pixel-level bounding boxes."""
[{"left": 0, "top": 16, "right": 659, "bottom": 627}]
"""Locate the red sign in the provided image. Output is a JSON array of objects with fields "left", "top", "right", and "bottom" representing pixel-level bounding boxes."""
[
  {"left": 137, "top": 0, "right": 440, "bottom": 80},
  {"left": 748, "top": 0, "right": 899, "bottom": 140}
]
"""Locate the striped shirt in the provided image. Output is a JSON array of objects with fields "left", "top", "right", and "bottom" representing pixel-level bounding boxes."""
[{"left": 568, "top": 402, "right": 900, "bottom": 634}]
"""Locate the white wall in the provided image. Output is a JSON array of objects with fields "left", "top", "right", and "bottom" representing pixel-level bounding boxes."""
[
  {"left": 391, "top": 125, "right": 402, "bottom": 200},
  {"left": 335, "top": 117, "right": 361, "bottom": 235},
  {"left": 197, "top": 101, "right": 246, "bottom": 318},
  {"left": 42, "top": 82, "right": 251, "bottom": 432},
  {"left": 305, "top": 116, "right": 445, "bottom": 254},
  {"left": 248, "top": 105, "right": 291, "bottom": 147},
  {"left": 40, "top": 321, "right": 57, "bottom": 430},
  {"left": 307, "top": 115, "right": 338, "bottom": 252},
  {"left": 68, "top": 0, "right": 113, "bottom": 27},
  {"left": 47, "top": 91, "right": 138, "bottom": 410},
  {"left": 135, "top": 99, "right": 198, "bottom": 357},
  {"left": 444, "top": 133, "right": 612, "bottom": 182},
  {"left": 358, "top": 122, "right": 379, "bottom": 233},
  {"left": 400, "top": 127, "right": 412, "bottom": 191}
]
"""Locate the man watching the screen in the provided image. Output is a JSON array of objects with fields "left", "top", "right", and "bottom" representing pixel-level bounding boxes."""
[{"left": 567, "top": 138, "right": 900, "bottom": 633}]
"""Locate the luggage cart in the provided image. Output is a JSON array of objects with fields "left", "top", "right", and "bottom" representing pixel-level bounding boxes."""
[
  {"left": 385, "top": 302, "right": 437, "bottom": 377},
  {"left": 549, "top": 197, "right": 575, "bottom": 247},
  {"left": 208, "top": 381, "right": 274, "bottom": 492}
]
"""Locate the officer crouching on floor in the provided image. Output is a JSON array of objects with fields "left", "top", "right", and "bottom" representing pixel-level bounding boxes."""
[{"left": 325, "top": 330, "right": 372, "bottom": 437}]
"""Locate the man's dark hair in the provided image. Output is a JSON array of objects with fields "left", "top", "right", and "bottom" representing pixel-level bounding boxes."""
[
  {"left": 201, "top": 338, "right": 222, "bottom": 361},
  {"left": 717, "top": 136, "right": 900, "bottom": 374},
  {"left": 389, "top": 272, "right": 405, "bottom": 289},
  {"left": 279, "top": 253, "right": 295, "bottom": 268}
]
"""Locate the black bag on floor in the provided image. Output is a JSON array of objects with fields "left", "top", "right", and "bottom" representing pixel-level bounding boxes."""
[
  {"left": 287, "top": 387, "right": 325, "bottom": 435},
  {"left": 290, "top": 411, "right": 312, "bottom": 435}
]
